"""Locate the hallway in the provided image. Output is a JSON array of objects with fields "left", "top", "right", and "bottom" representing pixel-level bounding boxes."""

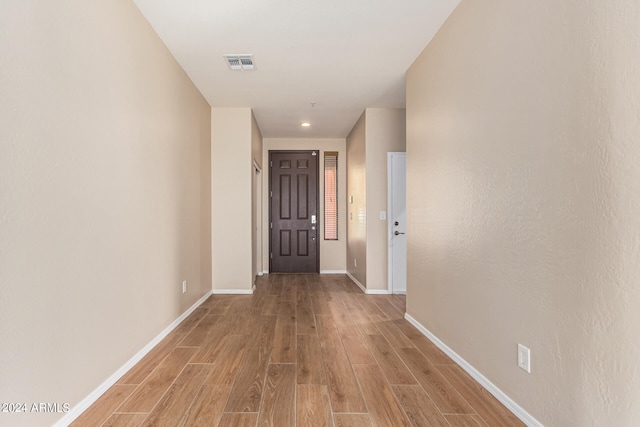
[{"left": 73, "top": 275, "right": 523, "bottom": 426}]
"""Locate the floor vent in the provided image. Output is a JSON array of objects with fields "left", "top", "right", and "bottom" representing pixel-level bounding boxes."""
[{"left": 223, "top": 54, "right": 255, "bottom": 71}]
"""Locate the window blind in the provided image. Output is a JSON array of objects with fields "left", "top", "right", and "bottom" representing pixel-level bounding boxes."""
[{"left": 324, "top": 152, "right": 338, "bottom": 240}]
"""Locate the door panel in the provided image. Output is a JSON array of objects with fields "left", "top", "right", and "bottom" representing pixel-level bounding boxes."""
[
  {"left": 390, "top": 153, "right": 407, "bottom": 293},
  {"left": 270, "top": 151, "right": 319, "bottom": 273}
]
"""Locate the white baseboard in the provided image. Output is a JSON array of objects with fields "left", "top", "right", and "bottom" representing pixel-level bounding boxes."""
[
  {"left": 404, "top": 313, "right": 543, "bottom": 427},
  {"left": 54, "top": 291, "right": 213, "bottom": 427},
  {"left": 262, "top": 270, "right": 269, "bottom": 275},
  {"left": 257, "top": 272, "right": 264, "bottom": 276},
  {"left": 320, "top": 270, "right": 347, "bottom": 274},
  {"left": 366, "top": 289, "right": 391, "bottom": 295},
  {"left": 211, "top": 288, "right": 254, "bottom": 295},
  {"left": 346, "top": 272, "right": 367, "bottom": 293},
  {"left": 345, "top": 272, "right": 391, "bottom": 294}
]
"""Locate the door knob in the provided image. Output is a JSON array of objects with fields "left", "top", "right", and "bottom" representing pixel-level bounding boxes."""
[{"left": 394, "top": 231, "right": 405, "bottom": 236}]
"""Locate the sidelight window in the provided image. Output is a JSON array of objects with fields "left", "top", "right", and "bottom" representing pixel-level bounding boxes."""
[{"left": 324, "top": 152, "right": 338, "bottom": 240}]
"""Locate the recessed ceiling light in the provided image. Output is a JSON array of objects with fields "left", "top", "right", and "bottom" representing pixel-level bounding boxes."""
[{"left": 301, "top": 122, "right": 311, "bottom": 127}]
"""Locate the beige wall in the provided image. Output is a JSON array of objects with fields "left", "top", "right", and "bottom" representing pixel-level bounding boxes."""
[
  {"left": 346, "top": 109, "right": 406, "bottom": 290},
  {"left": 365, "top": 108, "right": 406, "bottom": 290},
  {"left": 0, "top": 1, "right": 211, "bottom": 426},
  {"left": 346, "top": 114, "right": 367, "bottom": 284},
  {"left": 406, "top": 0, "right": 640, "bottom": 425},
  {"left": 262, "top": 139, "right": 347, "bottom": 273},
  {"left": 251, "top": 113, "right": 264, "bottom": 282},
  {"left": 211, "top": 108, "right": 254, "bottom": 291}
]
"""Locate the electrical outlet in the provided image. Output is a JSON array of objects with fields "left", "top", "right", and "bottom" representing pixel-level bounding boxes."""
[
  {"left": 182, "top": 280, "right": 187, "bottom": 294},
  {"left": 518, "top": 344, "right": 531, "bottom": 373}
]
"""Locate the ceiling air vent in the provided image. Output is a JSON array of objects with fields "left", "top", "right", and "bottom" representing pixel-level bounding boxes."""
[{"left": 223, "top": 54, "right": 255, "bottom": 71}]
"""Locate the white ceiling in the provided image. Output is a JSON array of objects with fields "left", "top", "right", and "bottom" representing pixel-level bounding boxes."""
[{"left": 133, "top": 0, "right": 460, "bottom": 138}]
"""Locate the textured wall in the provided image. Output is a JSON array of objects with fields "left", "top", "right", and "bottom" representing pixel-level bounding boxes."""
[
  {"left": 364, "top": 108, "right": 406, "bottom": 291},
  {"left": 262, "top": 139, "right": 347, "bottom": 273},
  {"left": 211, "top": 108, "right": 253, "bottom": 291},
  {"left": 406, "top": 0, "right": 640, "bottom": 425},
  {"left": 346, "top": 114, "right": 367, "bottom": 284},
  {"left": 0, "top": 1, "right": 212, "bottom": 426}
]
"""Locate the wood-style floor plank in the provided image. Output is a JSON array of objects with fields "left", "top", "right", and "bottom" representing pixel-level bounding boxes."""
[
  {"left": 70, "top": 384, "right": 137, "bottom": 427},
  {"left": 375, "top": 320, "right": 416, "bottom": 349},
  {"left": 397, "top": 347, "right": 474, "bottom": 415},
  {"left": 444, "top": 414, "right": 490, "bottom": 426},
  {"left": 218, "top": 412, "right": 259, "bottom": 427},
  {"left": 117, "top": 333, "right": 183, "bottom": 386},
  {"left": 271, "top": 321, "right": 296, "bottom": 363},
  {"left": 369, "top": 296, "right": 405, "bottom": 320},
  {"left": 336, "top": 324, "right": 377, "bottom": 365},
  {"left": 203, "top": 334, "right": 248, "bottom": 385},
  {"left": 178, "top": 314, "right": 220, "bottom": 347},
  {"left": 140, "top": 364, "right": 210, "bottom": 427},
  {"left": 296, "top": 385, "right": 333, "bottom": 427},
  {"left": 315, "top": 314, "right": 344, "bottom": 349},
  {"left": 117, "top": 347, "right": 197, "bottom": 413},
  {"left": 180, "top": 384, "right": 232, "bottom": 427},
  {"left": 353, "top": 364, "right": 411, "bottom": 427},
  {"left": 224, "top": 317, "right": 276, "bottom": 412},
  {"left": 277, "top": 300, "right": 297, "bottom": 324},
  {"left": 391, "top": 385, "right": 450, "bottom": 427},
  {"left": 75, "top": 274, "right": 522, "bottom": 427},
  {"left": 333, "top": 413, "right": 373, "bottom": 427},
  {"left": 321, "top": 346, "right": 367, "bottom": 413},
  {"left": 101, "top": 413, "right": 148, "bottom": 427},
  {"left": 437, "top": 364, "right": 525, "bottom": 426},
  {"left": 257, "top": 364, "right": 296, "bottom": 426},
  {"left": 392, "top": 320, "right": 455, "bottom": 365},
  {"left": 363, "top": 334, "right": 417, "bottom": 385},
  {"left": 296, "top": 305, "right": 317, "bottom": 334},
  {"left": 311, "top": 293, "right": 331, "bottom": 314},
  {"left": 297, "top": 334, "right": 326, "bottom": 385}
]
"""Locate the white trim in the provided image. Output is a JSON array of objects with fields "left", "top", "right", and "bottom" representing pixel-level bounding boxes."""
[
  {"left": 262, "top": 270, "right": 269, "bottom": 275},
  {"left": 345, "top": 272, "right": 391, "bottom": 294},
  {"left": 387, "top": 152, "right": 394, "bottom": 293},
  {"left": 404, "top": 313, "right": 544, "bottom": 427},
  {"left": 257, "top": 271, "right": 264, "bottom": 276},
  {"left": 366, "top": 289, "right": 391, "bottom": 295},
  {"left": 320, "top": 270, "right": 347, "bottom": 274},
  {"left": 346, "top": 271, "right": 366, "bottom": 293},
  {"left": 212, "top": 288, "right": 254, "bottom": 295},
  {"left": 53, "top": 291, "right": 213, "bottom": 427}
]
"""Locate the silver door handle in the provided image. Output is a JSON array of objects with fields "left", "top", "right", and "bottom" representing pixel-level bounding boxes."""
[{"left": 394, "top": 231, "right": 405, "bottom": 236}]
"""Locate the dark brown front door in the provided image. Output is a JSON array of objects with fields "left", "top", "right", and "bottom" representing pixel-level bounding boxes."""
[{"left": 269, "top": 150, "right": 319, "bottom": 273}]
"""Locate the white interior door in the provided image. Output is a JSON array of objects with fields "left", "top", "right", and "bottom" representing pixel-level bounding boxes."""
[{"left": 388, "top": 153, "right": 407, "bottom": 294}]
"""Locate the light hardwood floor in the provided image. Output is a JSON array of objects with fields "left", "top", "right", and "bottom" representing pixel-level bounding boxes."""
[{"left": 72, "top": 274, "right": 524, "bottom": 427}]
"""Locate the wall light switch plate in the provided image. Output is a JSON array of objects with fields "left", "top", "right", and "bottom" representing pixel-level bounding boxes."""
[
  {"left": 380, "top": 211, "right": 386, "bottom": 220},
  {"left": 349, "top": 196, "right": 353, "bottom": 204}
]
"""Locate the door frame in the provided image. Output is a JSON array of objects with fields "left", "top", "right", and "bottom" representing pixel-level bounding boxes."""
[
  {"left": 268, "top": 150, "right": 320, "bottom": 273},
  {"left": 387, "top": 152, "right": 407, "bottom": 293},
  {"left": 253, "top": 160, "right": 263, "bottom": 284}
]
